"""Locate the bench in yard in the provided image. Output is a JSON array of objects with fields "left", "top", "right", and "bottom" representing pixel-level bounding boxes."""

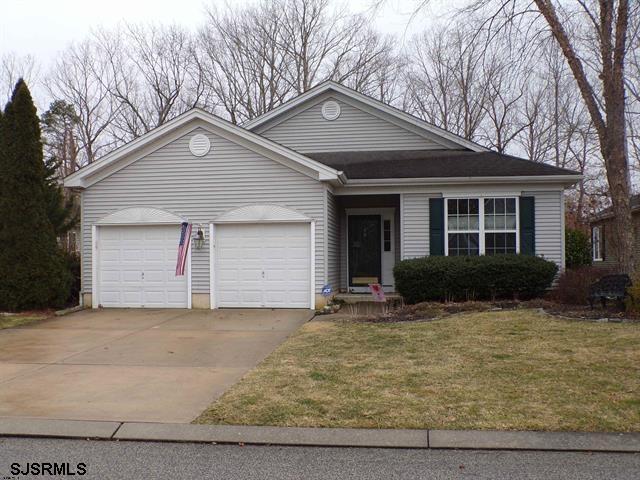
[{"left": 588, "top": 274, "right": 632, "bottom": 309}]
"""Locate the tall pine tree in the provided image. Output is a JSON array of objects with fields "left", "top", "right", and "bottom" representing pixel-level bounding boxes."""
[{"left": 0, "top": 80, "right": 71, "bottom": 311}]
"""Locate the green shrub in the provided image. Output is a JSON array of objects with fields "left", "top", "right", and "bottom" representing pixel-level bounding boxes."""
[
  {"left": 394, "top": 255, "right": 558, "bottom": 304},
  {"left": 565, "top": 228, "right": 591, "bottom": 268}
]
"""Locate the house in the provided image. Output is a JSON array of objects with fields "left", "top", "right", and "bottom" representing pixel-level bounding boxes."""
[
  {"left": 64, "top": 81, "right": 580, "bottom": 310},
  {"left": 589, "top": 195, "right": 640, "bottom": 268}
]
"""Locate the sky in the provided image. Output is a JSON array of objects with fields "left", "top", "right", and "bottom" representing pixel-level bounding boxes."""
[{"left": 1, "top": 0, "right": 450, "bottom": 67}]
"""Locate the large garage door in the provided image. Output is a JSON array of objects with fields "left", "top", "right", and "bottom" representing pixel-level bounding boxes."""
[
  {"left": 215, "top": 223, "right": 311, "bottom": 308},
  {"left": 97, "top": 225, "right": 188, "bottom": 308}
]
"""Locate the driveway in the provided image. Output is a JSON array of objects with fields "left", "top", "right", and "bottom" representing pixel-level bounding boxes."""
[{"left": 0, "top": 309, "right": 311, "bottom": 423}]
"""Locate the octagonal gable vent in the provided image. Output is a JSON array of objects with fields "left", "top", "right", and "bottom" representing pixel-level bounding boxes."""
[
  {"left": 321, "top": 100, "right": 341, "bottom": 121},
  {"left": 189, "top": 133, "right": 211, "bottom": 157}
]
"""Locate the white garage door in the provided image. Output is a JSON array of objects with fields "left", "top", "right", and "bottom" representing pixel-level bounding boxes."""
[
  {"left": 215, "top": 223, "right": 311, "bottom": 308},
  {"left": 97, "top": 225, "right": 188, "bottom": 308}
]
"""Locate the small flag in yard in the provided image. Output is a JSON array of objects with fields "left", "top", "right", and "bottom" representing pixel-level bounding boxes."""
[
  {"left": 321, "top": 284, "right": 333, "bottom": 297},
  {"left": 175, "top": 222, "right": 192, "bottom": 276},
  {"left": 369, "top": 283, "right": 385, "bottom": 302}
]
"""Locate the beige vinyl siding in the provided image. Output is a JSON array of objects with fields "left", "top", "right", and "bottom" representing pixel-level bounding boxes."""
[
  {"left": 82, "top": 127, "right": 326, "bottom": 294},
  {"left": 523, "top": 190, "right": 564, "bottom": 268},
  {"left": 326, "top": 189, "right": 340, "bottom": 291},
  {"left": 257, "top": 96, "right": 441, "bottom": 153},
  {"left": 401, "top": 193, "right": 431, "bottom": 259}
]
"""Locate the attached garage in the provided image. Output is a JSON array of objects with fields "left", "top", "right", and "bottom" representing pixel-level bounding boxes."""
[
  {"left": 92, "top": 208, "right": 190, "bottom": 309},
  {"left": 211, "top": 205, "right": 315, "bottom": 309}
]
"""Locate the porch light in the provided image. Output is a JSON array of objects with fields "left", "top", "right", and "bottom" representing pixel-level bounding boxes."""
[{"left": 194, "top": 225, "right": 206, "bottom": 249}]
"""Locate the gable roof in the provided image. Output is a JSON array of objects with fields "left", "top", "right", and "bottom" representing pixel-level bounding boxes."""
[
  {"left": 307, "top": 150, "right": 581, "bottom": 180},
  {"left": 64, "top": 108, "right": 342, "bottom": 188},
  {"left": 244, "top": 81, "right": 488, "bottom": 152}
]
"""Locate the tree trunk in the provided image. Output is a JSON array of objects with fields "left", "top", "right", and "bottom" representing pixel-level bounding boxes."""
[{"left": 602, "top": 115, "right": 634, "bottom": 273}]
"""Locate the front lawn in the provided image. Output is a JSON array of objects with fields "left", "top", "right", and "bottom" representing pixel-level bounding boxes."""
[
  {"left": 0, "top": 313, "right": 48, "bottom": 330},
  {"left": 195, "top": 310, "right": 640, "bottom": 432}
]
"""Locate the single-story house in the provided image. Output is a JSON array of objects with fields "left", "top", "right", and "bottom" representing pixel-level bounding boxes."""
[
  {"left": 589, "top": 195, "right": 640, "bottom": 268},
  {"left": 64, "top": 81, "right": 580, "bottom": 310}
]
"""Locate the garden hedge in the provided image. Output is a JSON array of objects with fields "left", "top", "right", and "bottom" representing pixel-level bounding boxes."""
[{"left": 394, "top": 254, "right": 558, "bottom": 304}]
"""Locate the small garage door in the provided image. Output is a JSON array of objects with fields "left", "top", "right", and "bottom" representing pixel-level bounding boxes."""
[
  {"left": 97, "top": 225, "right": 188, "bottom": 308},
  {"left": 215, "top": 223, "right": 311, "bottom": 308}
]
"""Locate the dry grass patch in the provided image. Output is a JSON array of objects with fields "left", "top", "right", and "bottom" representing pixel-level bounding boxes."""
[
  {"left": 195, "top": 310, "right": 640, "bottom": 431},
  {"left": 0, "top": 313, "right": 49, "bottom": 330}
]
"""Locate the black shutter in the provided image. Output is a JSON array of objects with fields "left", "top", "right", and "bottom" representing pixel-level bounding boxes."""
[
  {"left": 430, "top": 198, "right": 445, "bottom": 256},
  {"left": 601, "top": 224, "right": 606, "bottom": 260},
  {"left": 519, "top": 196, "right": 535, "bottom": 255}
]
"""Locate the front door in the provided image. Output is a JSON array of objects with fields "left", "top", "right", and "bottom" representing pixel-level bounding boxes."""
[{"left": 348, "top": 215, "right": 382, "bottom": 291}]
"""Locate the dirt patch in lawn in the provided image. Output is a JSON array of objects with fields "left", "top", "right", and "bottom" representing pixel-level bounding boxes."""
[{"left": 195, "top": 309, "right": 640, "bottom": 432}]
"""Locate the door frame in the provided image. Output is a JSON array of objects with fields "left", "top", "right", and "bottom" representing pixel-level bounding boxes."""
[
  {"left": 210, "top": 220, "right": 316, "bottom": 310},
  {"left": 345, "top": 208, "right": 395, "bottom": 293},
  {"left": 92, "top": 223, "right": 192, "bottom": 309}
]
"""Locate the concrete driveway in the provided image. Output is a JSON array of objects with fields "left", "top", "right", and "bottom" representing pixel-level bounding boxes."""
[{"left": 0, "top": 309, "right": 311, "bottom": 423}]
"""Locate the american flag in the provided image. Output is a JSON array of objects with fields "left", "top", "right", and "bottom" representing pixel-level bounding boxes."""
[{"left": 175, "top": 222, "right": 192, "bottom": 276}]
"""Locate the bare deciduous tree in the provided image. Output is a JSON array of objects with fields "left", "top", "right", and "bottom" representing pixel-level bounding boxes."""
[
  {"left": 94, "top": 23, "right": 201, "bottom": 142},
  {"left": 1, "top": 52, "right": 39, "bottom": 104},
  {"left": 46, "top": 40, "right": 119, "bottom": 165}
]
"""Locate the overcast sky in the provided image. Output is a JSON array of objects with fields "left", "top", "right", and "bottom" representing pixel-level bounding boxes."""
[{"left": 1, "top": 0, "right": 450, "bottom": 67}]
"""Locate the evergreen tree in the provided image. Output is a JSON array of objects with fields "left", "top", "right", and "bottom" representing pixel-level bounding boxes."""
[
  {"left": 43, "top": 154, "right": 78, "bottom": 238},
  {"left": 0, "top": 79, "right": 71, "bottom": 311},
  {"left": 41, "top": 101, "right": 80, "bottom": 241}
]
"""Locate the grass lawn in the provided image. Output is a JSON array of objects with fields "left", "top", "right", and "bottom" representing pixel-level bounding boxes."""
[
  {"left": 195, "top": 309, "right": 640, "bottom": 432},
  {"left": 0, "top": 313, "right": 48, "bottom": 330}
]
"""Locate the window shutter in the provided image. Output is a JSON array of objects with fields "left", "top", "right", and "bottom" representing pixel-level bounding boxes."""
[
  {"left": 601, "top": 224, "right": 606, "bottom": 260},
  {"left": 519, "top": 196, "right": 535, "bottom": 255},
  {"left": 429, "top": 198, "right": 445, "bottom": 256}
]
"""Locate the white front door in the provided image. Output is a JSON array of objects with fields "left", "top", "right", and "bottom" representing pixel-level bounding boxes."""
[
  {"left": 96, "top": 225, "right": 189, "bottom": 308},
  {"left": 215, "top": 223, "right": 311, "bottom": 308}
]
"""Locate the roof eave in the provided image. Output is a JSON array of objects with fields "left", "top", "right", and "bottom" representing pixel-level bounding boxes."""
[{"left": 342, "top": 174, "right": 583, "bottom": 187}]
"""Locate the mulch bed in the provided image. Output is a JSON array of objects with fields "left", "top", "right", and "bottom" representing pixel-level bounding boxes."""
[{"left": 329, "top": 299, "right": 640, "bottom": 323}]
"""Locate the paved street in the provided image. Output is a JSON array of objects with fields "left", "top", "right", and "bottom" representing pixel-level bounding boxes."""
[{"left": 0, "top": 437, "right": 638, "bottom": 479}]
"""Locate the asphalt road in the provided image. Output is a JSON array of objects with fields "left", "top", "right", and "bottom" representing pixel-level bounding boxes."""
[{"left": 0, "top": 437, "right": 639, "bottom": 479}]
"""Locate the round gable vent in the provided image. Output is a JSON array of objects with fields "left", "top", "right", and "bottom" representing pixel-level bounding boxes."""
[
  {"left": 189, "top": 133, "right": 211, "bottom": 157},
  {"left": 321, "top": 100, "right": 341, "bottom": 121}
]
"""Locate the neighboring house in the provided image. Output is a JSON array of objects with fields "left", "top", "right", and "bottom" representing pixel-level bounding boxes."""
[
  {"left": 589, "top": 195, "right": 640, "bottom": 268},
  {"left": 64, "top": 81, "right": 580, "bottom": 310}
]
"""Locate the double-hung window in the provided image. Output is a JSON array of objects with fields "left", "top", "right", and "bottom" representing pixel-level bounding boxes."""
[
  {"left": 445, "top": 197, "right": 519, "bottom": 256},
  {"left": 484, "top": 198, "right": 517, "bottom": 255},
  {"left": 447, "top": 198, "right": 480, "bottom": 256}
]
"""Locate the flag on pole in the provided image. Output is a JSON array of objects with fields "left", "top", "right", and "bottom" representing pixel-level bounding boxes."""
[{"left": 175, "top": 222, "right": 192, "bottom": 276}]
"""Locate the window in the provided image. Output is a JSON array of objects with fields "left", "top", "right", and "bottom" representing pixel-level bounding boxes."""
[
  {"left": 445, "top": 197, "right": 519, "bottom": 256},
  {"left": 447, "top": 198, "right": 480, "bottom": 256},
  {"left": 484, "top": 198, "right": 517, "bottom": 255},
  {"left": 592, "top": 226, "right": 603, "bottom": 261},
  {"left": 383, "top": 220, "right": 391, "bottom": 252}
]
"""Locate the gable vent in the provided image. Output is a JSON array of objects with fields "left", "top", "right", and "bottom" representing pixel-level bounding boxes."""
[
  {"left": 321, "top": 100, "right": 341, "bottom": 121},
  {"left": 189, "top": 133, "right": 211, "bottom": 157}
]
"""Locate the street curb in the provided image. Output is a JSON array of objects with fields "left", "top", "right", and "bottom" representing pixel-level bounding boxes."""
[
  {"left": 114, "top": 423, "right": 429, "bottom": 448},
  {"left": 0, "top": 418, "right": 120, "bottom": 439},
  {"left": 1, "top": 419, "right": 639, "bottom": 452}
]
